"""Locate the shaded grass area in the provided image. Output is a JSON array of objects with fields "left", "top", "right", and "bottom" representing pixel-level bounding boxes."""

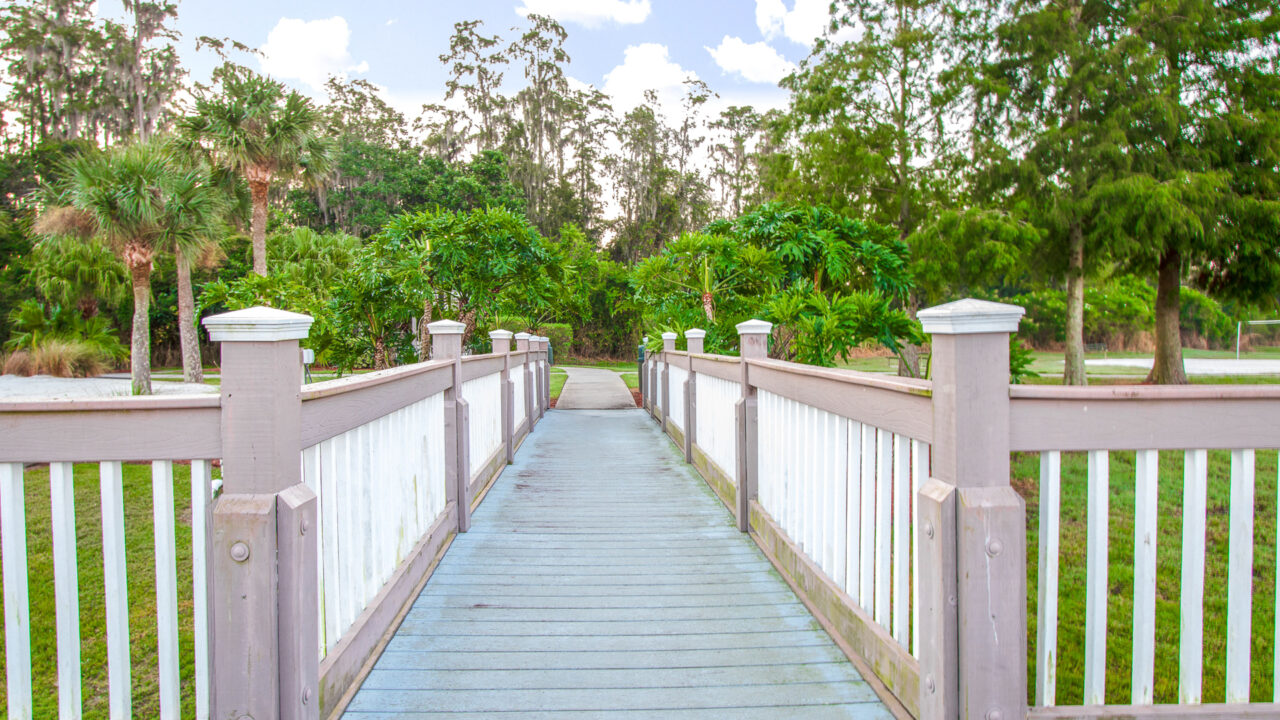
[
  {"left": 1017, "top": 449, "right": 1278, "bottom": 706},
  {"left": 0, "top": 462, "right": 200, "bottom": 718}
]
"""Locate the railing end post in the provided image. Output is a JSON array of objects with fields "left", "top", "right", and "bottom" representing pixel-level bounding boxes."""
[{"left": 919, "top": 297, "right": 1027, "bottom": 720}]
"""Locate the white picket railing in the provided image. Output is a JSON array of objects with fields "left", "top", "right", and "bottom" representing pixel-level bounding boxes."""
[
  {"left": 0, "top": 452, "right": 216, "bottom": 720},
  {"left": 668, "top": 364, "right": 687, "bottom": 431},
  {"left": 512, "top": 364, "right": 527, "bottom": 428},
  {"left": 757, "top": 389, "right": 928, "bottom": 656},
  {"left": 462, "top": 371, "right": 504, "bottom": 475},
  {"left": 302, "top": 392, "right": 448, "bottom": 655},
  {"left": 695, "top": 372, "right": 739, "bottom": 484},
  {"left": 1032, "top": 446, "right": 1280, "bottom": 707}
]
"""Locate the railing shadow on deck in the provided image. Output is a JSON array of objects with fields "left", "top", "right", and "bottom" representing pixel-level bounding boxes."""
[
  {"left": 644, "top": 298, "right": 1280, "bottom": 720},
  {"left": 0, "top": 307, "right": 553, "bottom": 720}
]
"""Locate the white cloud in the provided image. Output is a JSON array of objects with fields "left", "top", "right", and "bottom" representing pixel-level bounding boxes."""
[
  {"left": 755, "top": 0, "right": 841, "bottom": 47},
  {"left": 260, "top": 16, "right": 369, "bottom": 93},
  {"left": 516, "top": 0, "right": 651, "bottom": 28},
  {"left": 602, "top": 43, "right": 697, "bottom": 112},
  {"left": 386, "top": 18, "right": 398, "bottom": 26},
  {"left": 706, "top": 36, "right": 796, "bottom": 84}
]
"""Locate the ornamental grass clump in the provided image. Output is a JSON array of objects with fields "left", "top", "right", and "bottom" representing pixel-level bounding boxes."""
[{"left": 2, "top": 339, "right": 113, "bottom": 378}]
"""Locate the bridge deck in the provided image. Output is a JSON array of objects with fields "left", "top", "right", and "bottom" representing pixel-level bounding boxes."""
[{"left": 343, "top": 408, "right": 892, "bottom": 719}]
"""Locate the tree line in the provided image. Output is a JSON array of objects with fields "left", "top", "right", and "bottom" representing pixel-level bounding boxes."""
[{"left": 0, "top": 0, "right": 1277, "bottom": 392}]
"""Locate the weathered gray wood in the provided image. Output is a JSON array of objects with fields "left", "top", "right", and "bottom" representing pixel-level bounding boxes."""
[
  {"left": 459, "top": 354, "right": 505, "bottom": 382},
  {"left": 455, "top": 399, "right": 471, "bottom": 532},
  {"left": 212, "top": 494, "right": 278, "bottom": 720},
  {"left": 278, "top": 484, "right": 319, "bottom": 720},
  {"left": 747, "top": 499, "right": 919, "bottom": 719},
  {"left": 924, "top": 304, "right": 1028, "bottom": 720},
  {"left": 1008, "top": 392, "right": 1280, "bottom": 451},
  {"left": 956, "top": 486, "right": 1027, "bottom": 719},
  {"left": 343, "top": 409, "right": 889, "bottom": 718},
  {"left": 690, "top": 354, "right": 741, "bottom": 381},
  {"left": 0, "top": 404, "right": 221, "bottom": 462},
  {"left": 745, "top": 359, "right": 932, "bottom": 442},
  {"left": 300, "top": 366, "right": 451, "bottom": 447},
  {"left": 683, "top": 368, "right": 695, "bottom": 462},
  {"left": 319, "top": 505, "right": 457, "bottom": 719},
  {"left": 917, "top": 479, "right": 958, "bottom": 720},
  {"left": 220, "top": 340, "right": 304, "bottom": 494}
]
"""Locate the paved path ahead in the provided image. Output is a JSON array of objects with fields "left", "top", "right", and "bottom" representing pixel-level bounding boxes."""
[
  {"left": 344, "top": 409, "right": 891, "bottom": 719},
  {"left": 555, "top": 366, "right": 636, "bottom": 409}
]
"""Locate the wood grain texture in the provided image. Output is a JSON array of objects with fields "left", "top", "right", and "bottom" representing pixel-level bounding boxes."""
[{"left": 343, "top": 409, "right": 888, "bottom": 718}]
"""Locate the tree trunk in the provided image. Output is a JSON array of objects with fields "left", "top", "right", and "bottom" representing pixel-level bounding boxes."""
[
  {"left": 129, "top": 262, "right": 152, "bottom": 395},
  {"left": 702, "top": 292, "right": 715, "bottom": 322},
  {"left": 1063, "top": 221, "right": 1087, "bottom": 385},
  {"left": 249, "top": 177, "right": 270, "bottom": 276},
  {"left": 1147, "top": 248, "right": 1188, "bottom": 384},
  {"left": 372, "top": 336, "right": 388, "bottom": 370},
  {"left": 176, "top": 249, "right": 203, "bottom": 383},
  {"left": 419, "top": 297, "right": 433, "bottom": 361}
]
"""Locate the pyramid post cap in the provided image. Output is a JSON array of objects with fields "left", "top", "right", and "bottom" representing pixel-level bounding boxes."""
[
  {"left": 426, "top": 320, "right": 466, "bottom": 335},
  {"left": 735, "top": 319, "right": 773, "bottom": 335},
  {"left": 488, "top": 329, "right": 514, "bottom": 340},
  {"left": 918, "top": 298, "right": 1025, "bottom": 335},
  {"left": 202, "top": 306, "right": 313, "bottom": 342},
  {"left": 684, "top": 328, "right": 707, "bottom": 339}
]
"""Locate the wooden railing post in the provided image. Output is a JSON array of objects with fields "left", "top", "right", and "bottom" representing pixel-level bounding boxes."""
[
  {"left": 201, "top": 306, "right": 319, "bottom": 720},
  {"left": 515, "top": 333, "right": 534, "bottom": 428},
  {"left": 532, "top": 336, "right": 546, "bottom": 416},
  {"left": 539, "top": 336, "right": 551, "bottom": 413},
  {"left": 916, "top": 298, "right": 1027, "bottom": 720},
  {"left": 735, "top": 319, "right": 770, "bottom": 532},
  {"left": 641, "top": 337, "right": 650, "bottom": 412},
  {"left": 684, "top": 329, "right": 705, "bottom": 463},
  {"left": 661, "top": 332, "right": 676, "bottom": 432},
  {"left": 491, "top": 330, "right": 515, "bottom": 463},
  {"left": 430, "top": 320, "right": 471, "bottom": 533}
]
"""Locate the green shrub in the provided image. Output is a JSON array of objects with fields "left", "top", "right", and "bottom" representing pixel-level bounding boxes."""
[
  {"left": 1179, "top": 286, "right": 1234, "bottom": 347},
  {"left": 536, "top": 323, "right": 573, "bottom": 356}
]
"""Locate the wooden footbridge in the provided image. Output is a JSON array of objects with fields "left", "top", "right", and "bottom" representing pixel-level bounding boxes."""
[{"left": 3, "top": 301, "right": 1280, "bottom": 720}]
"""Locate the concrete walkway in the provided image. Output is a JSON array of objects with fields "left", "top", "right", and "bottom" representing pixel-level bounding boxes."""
[
  {"left": 0, "top": 374, "right": 214, "bottom": 399},
  {"left": 343, "top": 409, "right": 891, "bottom": 719},
  {"left": 555, "top": 366, "right": 636, "bottom": 409},
  {"left": 1085, "top": 357, "right": 1280, "bottom": 375}
]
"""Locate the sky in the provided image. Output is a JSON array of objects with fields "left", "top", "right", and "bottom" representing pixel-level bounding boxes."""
[{"left": 92, "top": 0, "right": 840, "bottom": 119}]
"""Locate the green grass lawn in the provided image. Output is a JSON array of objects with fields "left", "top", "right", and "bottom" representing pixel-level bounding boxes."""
[
  {"left": 550, "top": 368, "right": 567, "bottom": 401},
  {"left": 1017, "top": 449, "right": 1278, "bottom": 705},
  {"left": 0, "top": 462, "right": 201, "bottom": 718}
]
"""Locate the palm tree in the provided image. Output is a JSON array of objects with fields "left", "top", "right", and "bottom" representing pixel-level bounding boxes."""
[
  {"left": 37, "top": 141, "right": 224, "bottom": 394},
  {"left": 176, "top": 64, "right": 332, "bottom": 276}
]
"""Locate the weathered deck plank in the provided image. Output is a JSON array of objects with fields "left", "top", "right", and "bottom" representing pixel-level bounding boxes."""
[{"left": 343, "top": 408, "right": 891, "bottom": 718}]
